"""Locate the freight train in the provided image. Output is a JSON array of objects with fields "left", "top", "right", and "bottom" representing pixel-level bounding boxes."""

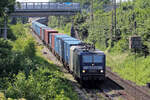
[{"left": 31, "top": 21, "right": 106, "bottom": 83}]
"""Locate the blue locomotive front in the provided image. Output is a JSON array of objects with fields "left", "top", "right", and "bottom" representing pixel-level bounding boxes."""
[{"left": 70, "top": 46, "right": 106, "bottom": 81}]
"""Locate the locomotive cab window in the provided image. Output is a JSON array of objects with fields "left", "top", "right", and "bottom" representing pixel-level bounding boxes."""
[
  {"left": 82, "top": 55, "right": 93, "bottom": 63},
  {"left": 94, "top": 55, "right": 103, "bottom": 63},
  {"left": 82, "top": 55, "right": 104, "bottom": 65}
]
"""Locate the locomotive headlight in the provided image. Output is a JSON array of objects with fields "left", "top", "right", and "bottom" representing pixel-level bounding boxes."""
[
  {"left": 100, "top": 70, "right": 104, "bottom": 73},
  {"left": 82, "top": 70, "right": 86, "bottom": 73}
]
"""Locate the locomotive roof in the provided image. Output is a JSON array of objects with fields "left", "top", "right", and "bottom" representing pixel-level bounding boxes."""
[{"left": 71, "top": 45, "right": 105, "bottom": 55}]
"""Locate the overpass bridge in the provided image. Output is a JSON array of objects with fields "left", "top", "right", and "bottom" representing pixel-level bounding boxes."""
[{"left": 11, "top": 2, "right": 81, "bottom": 17}]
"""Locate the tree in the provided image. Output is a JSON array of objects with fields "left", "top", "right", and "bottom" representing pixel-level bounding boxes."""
[
  {"left": 74, "top": 13, "right": 89, "bottom": 40},
  {"left": 0, "top": 0, "right": 16, "bottom": 17},
  {"left": 0, "top": 0, "right": 16, "bottom": 39}
]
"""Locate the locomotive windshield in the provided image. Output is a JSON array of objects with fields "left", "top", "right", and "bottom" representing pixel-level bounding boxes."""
[{"left": 82, "top": 55, "right": 103, "bottom": 64}]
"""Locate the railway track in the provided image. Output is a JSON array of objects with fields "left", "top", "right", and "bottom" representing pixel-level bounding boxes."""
[
  {"left": 78, "top": 79, "right": 126, "bottom": 100},
  {"left": 107, "top": 67, "right": 150, "bottom": 100}
]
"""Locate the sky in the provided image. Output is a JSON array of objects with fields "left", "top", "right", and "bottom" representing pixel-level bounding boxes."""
[{"left": 16, "top": 0, "right": 130, "bottom": 3}]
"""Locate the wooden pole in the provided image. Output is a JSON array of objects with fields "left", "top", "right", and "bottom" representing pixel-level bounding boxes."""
[
  {"left": 114, "top": 0, "right": 117, "bottom": 40},
  {"left": 111, "top": 0, "right": 114, "bottom": 47},
  {"left": 91, "top": 0, "right": 94, "bottom": 21}
]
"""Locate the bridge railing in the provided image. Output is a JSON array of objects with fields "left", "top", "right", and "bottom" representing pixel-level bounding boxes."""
[{"left": 15, "top": 2, "right": 81, "bottom": 11}]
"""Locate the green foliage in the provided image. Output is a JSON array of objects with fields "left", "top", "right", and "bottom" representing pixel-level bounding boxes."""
[
  {"left": 0, "top": 0, "right": 16, "bottom": 17},
  {"left": 74, "top": 13, "right": 89, "bottom": 40},
  {"left": 0, "top": 39, "right": 14, "bottom": 77},
  {"left": 134, "top": 0, "right": 150, "bottom": 9},
  {"left": 13, "top": 37, "right": 35, "bottom": 59},
  {"left": 5, "top": 42, "right": 78, "bottom": 100},
  {"left": 0, "top": 23, "right": 36, "bottom": 77},
  {"left": 64, "top": 23, "right": 72, "bottom": 34},
  {"left": 0, "top": 38, "right": 12, "bottom": 58},
  {"left": 48, "top": 12, "right": 89, "bottom": 39},
  {"left": 106, "top": 52, "right": 150, "bottom": 85},
  {"left": 11, "top": 23, "right": 36, "bottom": 59},
  {"left": 6, "top": 68, "right": 77, "bottom": 100},
  {"left": 48, "top": 16, "right": 59, "bottom": 28},
  {"left": 24, "top": 39, "right": 35, "bottom": 58},
  {"left": 0, "top": 92, "right": 6, "bottom": 100},
  {"left": 10, "top": 23, "right": 26, "bottom": 38},
  {"left": 0, "top": 23, "right": 79, "bottom": 99},
  {"left": 110, "top": 38, "right": 129, "bottom": 53},
  {"left": 48, "top": 16, "right": 72, "bottom": 35}
]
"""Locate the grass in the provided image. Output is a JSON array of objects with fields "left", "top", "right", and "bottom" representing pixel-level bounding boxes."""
[
  {"left": 106, "top": 51, "right": 150, "bottom": 86},
  {"left": 106, "top": 52, "right": 129, "bottom": 68}
]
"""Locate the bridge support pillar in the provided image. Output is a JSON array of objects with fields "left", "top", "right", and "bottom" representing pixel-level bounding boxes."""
[{"left": 4, "top": 16, "right": 7, "bottom": 39}]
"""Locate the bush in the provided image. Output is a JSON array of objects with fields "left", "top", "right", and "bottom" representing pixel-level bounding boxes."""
[
  {"left": 23, "top": 38, "right": 36, "bottom": 59},
  {"left": 0, "top": 38, "right": 12, "bottom": 58},
  {"left": 0, "top": 38, "right": 13, "bottom": 77},
  {"left": 111, "top": 38, "right": 129, "bottom": 53},
  {"left": 10, "top": 23, "right": 26, "bottom": 38},
  {"left": 6, "top": 68, "right": 78, "bottom": 100}
]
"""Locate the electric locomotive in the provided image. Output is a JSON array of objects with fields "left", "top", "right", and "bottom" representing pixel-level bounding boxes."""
[{"left": 70, "top": 45, "right": 105, "bottom": 81}]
